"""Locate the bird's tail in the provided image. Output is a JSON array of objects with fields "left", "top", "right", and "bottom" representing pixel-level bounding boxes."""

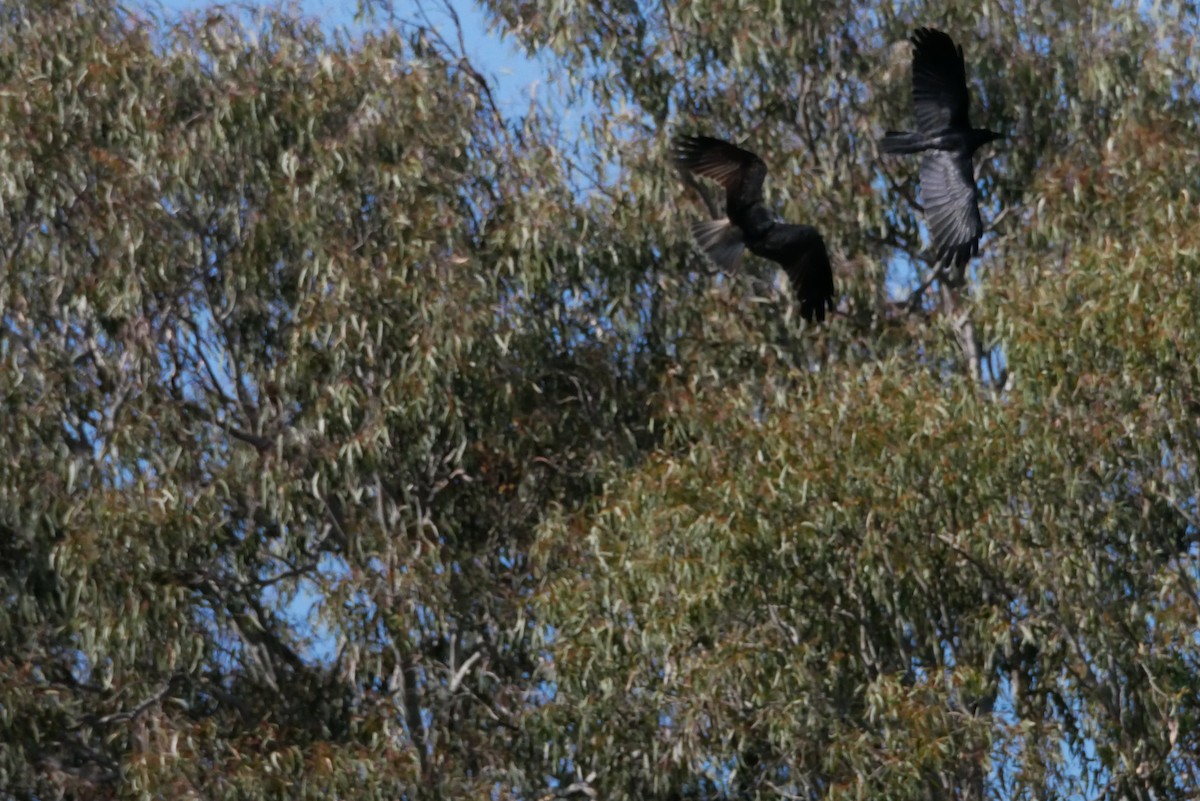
[
  {"left": 879, "top": 130, "right": 930, "bottom": 154},
  {"left": 690, "top": 218, "right": 745, "bottom": 272}
]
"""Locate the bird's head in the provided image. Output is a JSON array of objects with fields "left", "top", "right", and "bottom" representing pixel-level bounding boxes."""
[{"left": 968, "top": 128, "right": 1006, "bottom": 153}]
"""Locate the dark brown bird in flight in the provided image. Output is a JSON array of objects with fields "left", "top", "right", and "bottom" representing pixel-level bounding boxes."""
[
  {"left": 673, "top": 135, "right": 836, "bottom": 323},
  {"left": 880, "top": 27, "right": 1003, "bottom": 283}
]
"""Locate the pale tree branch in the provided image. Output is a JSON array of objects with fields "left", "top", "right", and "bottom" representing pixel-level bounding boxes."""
[{"left": 939, "top": 282, "right": 982, "bottom": 385}]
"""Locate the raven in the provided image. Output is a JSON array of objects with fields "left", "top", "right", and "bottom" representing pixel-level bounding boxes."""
[
  {"left": 880, "top": 27, "right": 1003, "bottom": 283},
  {"left": 673, "top": 134, "right": 836, "bottom": 323}
]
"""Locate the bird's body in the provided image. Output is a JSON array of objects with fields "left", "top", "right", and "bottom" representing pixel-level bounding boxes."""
[
  {"left": 880, "top": 27, "right": 1003, "bottom": 283},
  {"left": 747, "top": 222, "right": 826, "bottom": 265},
  {"left": 673, "top": 134, "right": 836, "bottom": 323}
]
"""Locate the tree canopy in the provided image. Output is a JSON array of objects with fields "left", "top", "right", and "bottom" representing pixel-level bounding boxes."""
[{"left": 1, "top": 0, "right": 1199, "bottom": 798}]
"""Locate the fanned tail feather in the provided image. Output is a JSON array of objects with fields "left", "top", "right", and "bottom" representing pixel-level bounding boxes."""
[
  {"left": 937, "top": 240, "right": 977, "bottom": 287},
  {"left": 690, "top": 218, "right": 745, "bottom": 271}
]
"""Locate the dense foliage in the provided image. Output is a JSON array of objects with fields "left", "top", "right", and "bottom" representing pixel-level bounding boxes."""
[{"left": 1, "top": 0, "right": 1198, "bottom": 798}]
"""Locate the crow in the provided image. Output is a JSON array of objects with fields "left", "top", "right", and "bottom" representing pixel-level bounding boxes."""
[
  {"left": 673, "top": 134, "right": 836, "bottom": 323},
  {"left": 880, "top": 27, "right": 1003, "bottom": 284}
]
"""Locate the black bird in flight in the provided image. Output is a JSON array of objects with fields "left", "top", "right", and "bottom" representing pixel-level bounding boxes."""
[
  {"left": 673, "top": 135, "right": 836, "bottom": 323},
  {"left": 880, "top": 27, "right": 1003, "bottom": 283}
]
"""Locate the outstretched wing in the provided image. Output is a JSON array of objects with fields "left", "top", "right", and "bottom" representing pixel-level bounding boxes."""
[
  {"left": 673, "top": 135, "right": 768, "bottom": 210},
  {"left": 919, "top": 149, "right": 983, "bottom": 271},
  {"left": 761, "top": 224, "right": 836, "bottom": 323},
  {"left": 910, "top": 27, "right": 971, "bottom": 134},
  {"left": 786, "top": 246, "right": 837, "bottom": 323}
]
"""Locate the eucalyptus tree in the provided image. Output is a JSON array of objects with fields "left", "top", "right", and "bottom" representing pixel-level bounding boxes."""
[
  {"left": 0, "top": 1, "right": 666, "bottom": 797},
  {"left": 4, "top": 0, "right": 1200, "bottom": 799},
  {"left": 482, "top": 1, "right": 1200, "bottom": 798}
]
